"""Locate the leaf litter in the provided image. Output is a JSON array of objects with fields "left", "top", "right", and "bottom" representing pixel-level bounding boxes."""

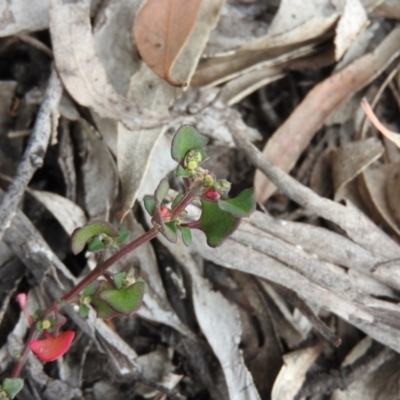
[{"left": 1, "top": 0, "right": 400, "bottom": 398}]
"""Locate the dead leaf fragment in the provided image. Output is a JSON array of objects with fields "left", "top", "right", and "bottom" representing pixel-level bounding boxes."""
[{"left": 134, "top": 0, "right": 202, "bottom": 86}]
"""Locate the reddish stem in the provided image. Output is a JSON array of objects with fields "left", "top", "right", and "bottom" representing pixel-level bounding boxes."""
[{"left": 11, "top": 185, "right": 202, "bottom": 377}]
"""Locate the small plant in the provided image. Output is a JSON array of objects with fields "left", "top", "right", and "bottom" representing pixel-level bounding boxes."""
[{"left": 6, "top": 126, "right": 255, "bottom": 395}]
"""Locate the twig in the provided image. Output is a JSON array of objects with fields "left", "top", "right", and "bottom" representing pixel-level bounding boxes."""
[
  {"left": 0, "top": 68, "right": 62, "bottom": 241},
  {"left": 271, "top": 282, "right": 341, "bottom": 347},
  {"left": 17, "top": 34, "right": 53, "bottom": 58},
  {"left": 295, "top": 341, "right": 394, "bottom": 398},
  {"left": 227, "top": 122, "right": 400, "bottom": 261}
]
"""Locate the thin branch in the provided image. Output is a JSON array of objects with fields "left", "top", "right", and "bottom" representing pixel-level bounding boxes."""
[
  {"left": 0, "top": 68, "right": 62, "bottom": 241},
  {"left": 227, "top": 122, "right": 400, "bottom": 261},
  {"left": 271, "top": 282, "right": 341, "bottom": 347}
]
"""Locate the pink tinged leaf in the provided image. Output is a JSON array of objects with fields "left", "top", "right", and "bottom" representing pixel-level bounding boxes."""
[{"left": 29, "top": 331, "right": 75, "bottom": 362}]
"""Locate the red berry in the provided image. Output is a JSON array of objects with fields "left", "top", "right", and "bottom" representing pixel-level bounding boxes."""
[{"left": 205, "top": 189, "right": 220, "bottom": 200}]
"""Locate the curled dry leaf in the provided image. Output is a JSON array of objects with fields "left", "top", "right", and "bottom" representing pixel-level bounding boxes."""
[
  {"left": 254, "top": 25, "right": 400, "bottom": 203},
  {"left": 49, "top": 0, "right": 159, "bottom": 130},
  {"left": 134, "top": 0, "right": 202, "bottom": 87}
]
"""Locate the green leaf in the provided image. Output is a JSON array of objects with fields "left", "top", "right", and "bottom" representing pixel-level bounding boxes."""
[
  {"left": 117, "top": 230, "right": 130, "bottom": 244},
  {"left": 181, "top": 226, "right": 192, "bottom": 246},
  {"left": 79, "top": 304, "right": 90, "bottom": 318},
  {"left": 144, "top": 195, "right": 156, "bottom": 216},
  {"left": 155, "top": 178, "right": 169, "bottom": 206},
  {"left": 197, "top": 200, "right": 240, "bottom": 247},
  {"left": 91, "top": 296, "right": 117, "bottom": 319},
  {"left": 99, "top": 283, "right": 145, "bottom": 315},
  {"left": 171, "top": 125, "right": 209, "bottom": 162},
  {"left": 217, "top": 188, "right": 256, "bottom": 218},
  {"left": 87, "top": 237, "right": 107, "bottom": 252},
  {"left": 175, "top": 165, "right": 191, "bottom": 177},
  {"left": 162, "top": 221, "right": 178, "bottom": 243},
  {"left": 113, "top": 272, "right": 125, "bottom": 290},
  {"left": 171, "top": 193, "right": 183, "bottom": 208},
  {"left": 91, "top": 281, "right": 118, "bottom": 319},
  {"left": 2, "top": 378, "right": 24, "bottom": 399},
  {"left": 83, "top": 281, "right": 98, "bottom": 297},
  {"left": 71, "top": 220, "right": 118, "bottom": 255}
]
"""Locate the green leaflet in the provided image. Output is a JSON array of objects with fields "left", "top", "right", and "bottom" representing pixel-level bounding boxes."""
[{"left": 171, "top": 125, "right": 208, "bottom": 162}]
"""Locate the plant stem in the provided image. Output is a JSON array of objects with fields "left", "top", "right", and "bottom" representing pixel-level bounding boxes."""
[{"left": 11, "top": 186, "right": 202, "bottom": 378}]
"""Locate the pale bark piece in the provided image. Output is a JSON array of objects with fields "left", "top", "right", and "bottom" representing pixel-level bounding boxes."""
[
  {"left": 117, "top": 123, "right": 166, "bottom": 220},
  {"left": 29, "top": 189, "right": 86, "bottom": 235},
  {"left": 230, "top": 122, "right": 400, "bottom": 260},
  {"left": 0, "top": 0, "right": 49, "bottom": 37},
  {"left": 332, "top": 137, "right": 384, "bottom": 201},
  {"left": 272, "top": 346, "right": 322, "bottom": 400},
  {"left": 134, "top": 0, "right": 202, "bottom": 86},
  {"left": 93, "top": 0, "right": 142, "bottom": 95},
  {"left": 335, "top": 0, "right": 369, "bottom": 61},
  {"left": 49, "top": 0, "right": 158, "bottom": 130},
  {"left": 161, "top": 238, "right": 261, "bottom": 400},
  {"left": 254, "top": 25, "right": 400, "bottom": 203},
  {"left": 269, "top": 0, "right": 333, "bottom": 33},
  {"left": 190, "top": 228, "right": 400, "bottom": 354},
  {"left": 215, "top": 67, "right": 284, "bottom": 107}
]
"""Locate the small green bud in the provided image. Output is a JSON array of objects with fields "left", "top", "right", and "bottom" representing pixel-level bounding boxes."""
[
  {"left": 186, "top": 160, "right": 198, "bottom": 170},
  {"left": 204, "top": 174, "right": 214, "bottom": 187},
  {"left": 81, "top": 295, "right": 91, "bottom": 305},
  {"left": 215, "top": 179, "right": 231, "bottom": 197}
]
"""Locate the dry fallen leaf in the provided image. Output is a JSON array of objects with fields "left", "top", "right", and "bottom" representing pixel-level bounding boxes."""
[{"left": 134, "top": 0, "right": 202, "bottom": 86}]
